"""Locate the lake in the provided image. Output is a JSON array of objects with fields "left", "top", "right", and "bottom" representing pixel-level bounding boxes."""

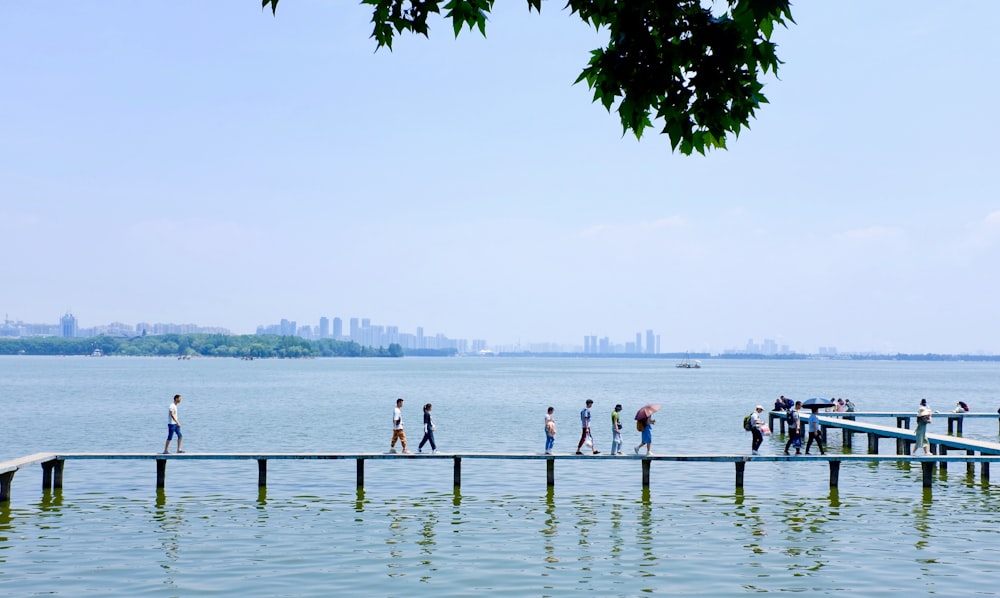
[{"left": 2, "top": 356, "right": 999, "bottom": 595}]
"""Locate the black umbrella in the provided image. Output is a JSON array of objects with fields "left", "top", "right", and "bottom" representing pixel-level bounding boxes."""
[{"left": 802, "top": 397, "right": 835, "bottom": 409}]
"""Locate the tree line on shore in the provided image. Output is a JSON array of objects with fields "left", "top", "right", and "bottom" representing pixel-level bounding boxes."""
[{"left": 0, "top": 334, "right": 409, "bottom": 358}]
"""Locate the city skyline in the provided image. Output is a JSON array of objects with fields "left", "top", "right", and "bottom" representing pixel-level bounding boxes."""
[
  {"left": 3, "top": 3, "right": 999, "bottom": 355},
  {"left": 15, "top": 308, "right": 981, "bottom": 357}
]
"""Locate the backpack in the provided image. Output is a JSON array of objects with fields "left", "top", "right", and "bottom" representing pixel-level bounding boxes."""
[
  {"left": 786, "top": 409, "right": 799, "bottom": 431},
  {"left": 636, "top": 419, "right": 646, "bottom": 432},
  {"left": 742, "top": 413, "right": 753, "bottom": 431}
]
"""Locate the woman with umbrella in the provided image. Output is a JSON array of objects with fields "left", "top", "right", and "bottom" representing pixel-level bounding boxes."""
[{"left": 634, "top": 404, "right": 659, "bottom": 455}]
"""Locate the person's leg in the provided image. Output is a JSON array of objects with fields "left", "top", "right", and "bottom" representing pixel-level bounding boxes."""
[
  {"left": 428, "top": 431, "right": 436, "bottom": 451},
  {"left": 400, "top": 430, "right": 408, "bottom": 452},
  {"left": 176, "top": 428, "right": 183, "bottom": 452},
  {"left": 805, "top": 433, "right": 814, "bottom": 453},
  {"left": 577, "top": 428, "right": 588, "bottom": 452},
  {"left": 164, "top": 426, "right": 172, "bottom": 453},
  {"left": 784, "top": 434, "right": 792, "bottom": 454}
]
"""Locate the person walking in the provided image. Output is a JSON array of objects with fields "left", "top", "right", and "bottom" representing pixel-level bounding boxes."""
[
  {"left": 576, "top": 399, "right": 600, "bottom": 455},
  {"left": 784, "top": 400, "right": 802, "bottom": 455},
  {"left": 163, "top": 394, "right": 184, "bottom": 454},
  {"left": 390, "top": 397, "right": 410, "bottom": 454},
  {"left": 750, "top": 405, "right": 765, "bottom": 455},
  {"left": 634, "top": 415, "right": 655, "bottom": 455},
  {"left": 913, "top": 399, "right": 933, "bottom": 455},
  {"left": 544, "top": 407, "right": 556, "bottom": 454},
  {"left": 611, "top": 404, "right": 624, "bottom": 455},
  {"left": 804, "top": 406, "right": 826, "bottom": 455},
  {"left": 418, "top": 403, "right": 437, "bottom": 454}
]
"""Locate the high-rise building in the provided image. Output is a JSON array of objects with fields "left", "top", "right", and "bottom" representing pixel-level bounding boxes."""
[
  {"left": 332, "top": 317, "right": 343, "bottom": 340},
  {"left": 349, "top": 318, "right": 360, "bottom": 342},
  {"left": 646, "top": 329, "right": 655, "bottom": 354},
  {"left": 60, "top": 312, "right": 77, "bottom": 338},
  {"left": 319, "top": 317, "right": 329, "bottom": 339}
]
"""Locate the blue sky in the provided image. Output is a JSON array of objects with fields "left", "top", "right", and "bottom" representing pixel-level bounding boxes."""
[{"left": 2, "top": 2, "right": 998, "bottom": 354}]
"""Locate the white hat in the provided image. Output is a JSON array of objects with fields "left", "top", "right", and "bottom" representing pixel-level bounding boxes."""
[{"left": 756, "top": 405, "right": 764, "bottom": 410}]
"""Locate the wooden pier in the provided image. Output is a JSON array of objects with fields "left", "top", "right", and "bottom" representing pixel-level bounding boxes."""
[
  {"left": 769, "top": 410, "right": 1000, "bottom": 436},
  {"left": 4, "top": 450, "right": 1000, "bottom": 504}
]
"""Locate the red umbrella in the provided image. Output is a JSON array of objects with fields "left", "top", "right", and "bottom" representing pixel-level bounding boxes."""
[{"left": 635, "top": 404, "right": 661, "bottom": 420}]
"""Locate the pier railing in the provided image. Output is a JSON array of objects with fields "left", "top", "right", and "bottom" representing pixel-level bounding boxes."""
[{"left": 4, "top": 451, "right": 1000, "bottom": 503}]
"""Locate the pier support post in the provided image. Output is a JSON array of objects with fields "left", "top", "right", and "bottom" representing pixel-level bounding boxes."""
[
  {"left": 829, "top": 460, "right": 841, "bottom": 487},
  {"left": 546, "top": 458, "right": 554, "bottom": 488},
  {"left": 921, "top": 461, "right": 934, "bottom": 488},
  {"left": 0, "top": 471, "right": 14, "bottom": 503},
  {"left": 939, "top": 446, "right": 948, "bottom": 471},
  {"left": 867, "top": 433, "right": 879, "bottom": 453},
  {"left": 257, "top": 459, "right": 267, "bottom": 488},
  {"left": 642, "top": 459, "right": 651, "bottom": 488},
  {"left": 967, "top": 450, "right": 975, "bottom": 476},
  {"left": 735, "top": 461, "right": 745, "bottom": 489},
  {"left": 356, "top": 459, "right": 364, "bottom": 489},
  {"left": 453, "top": 457, "right": 461, "bottom": 489},
  {"left": 42, "top": 461, "right": 54, "bottom": 490},
  {"left": 982, "top": 461, "right": 990, "bottom": 482},
  {"left": 156, "top": 459, "right": 166, "bottom": 489},
  {"left": 52, "top": 459, "right": 63, "bottom": 489}
]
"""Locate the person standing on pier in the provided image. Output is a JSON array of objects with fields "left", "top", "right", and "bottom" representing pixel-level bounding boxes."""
[
  {"left": 913, "top": 399, "right": 933, "bottom": 455},
  {"left": 784, "top": 401, "right": 802, "bottom": 455},
  {"left": 163, "top": 394, "right": 184, "bottom": 454},
  {"left": 804, "top": 407, "right": 826, "bottom": 455},
  {"left": 418, "top": 403, "right": 437, "bottom": 454},
  {"left": 544, "top": 407, "right": 556, "bottom": 454},
  {"left": 390, "top": 398, "right": 410, "bottom": 454},
  {"left": 611, "top": 404, "right": 624, "bottom": 455},
  {"left": 750, "top": 405, "right": 765, "bottom": 455},
  {"left": 634, "top": 416, "right": 655, "bottom": 455},
  {"left": 576, "top": 400, "right": 600, "bottom": 455}
]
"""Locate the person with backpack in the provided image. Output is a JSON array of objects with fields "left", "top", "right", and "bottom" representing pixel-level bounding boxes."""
[
  {"left": 749, "top": 405, "right": 765, "bottom": 455},
  {"left": 784, "top": 400, "right": 803, "bottom": 455}
]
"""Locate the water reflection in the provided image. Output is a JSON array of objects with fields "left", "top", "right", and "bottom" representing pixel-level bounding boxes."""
[
  {"left": 152, "top": 489, "right": 184, "bottom": 563},
  {"left": 913, "top": 488, "right": 933, "bottom": 552},
  {"left": 635, "top": 486, "right": 657, "bottom": 586},
  {"left": 541, "top": 487, "right": 558, "bottom": 564}
]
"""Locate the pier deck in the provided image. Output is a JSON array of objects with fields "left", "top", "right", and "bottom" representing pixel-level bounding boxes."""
[{"left": 4, "top": 451, "right": 1000, "bottom": 503}]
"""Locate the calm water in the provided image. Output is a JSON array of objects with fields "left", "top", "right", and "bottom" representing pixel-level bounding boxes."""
[{"left": 2, "top": 356, "right": 1000, "bottom": 595}]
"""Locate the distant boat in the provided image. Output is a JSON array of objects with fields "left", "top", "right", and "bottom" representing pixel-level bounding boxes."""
[
  {"left": 676, "top": 359, "right": 701, "bottom": 369},
  {"left": 90, "top": 348, "right": 103, "bottom": 357}
]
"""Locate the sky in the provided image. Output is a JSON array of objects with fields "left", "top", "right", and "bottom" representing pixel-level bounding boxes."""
[{"left": 2, "top": 2, "right": 998, "bottom": 354}]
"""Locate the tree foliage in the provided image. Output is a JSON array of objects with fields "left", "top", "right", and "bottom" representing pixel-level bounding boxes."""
[{"left": 262, "top": 0, "right": 793, "bottom": 154}]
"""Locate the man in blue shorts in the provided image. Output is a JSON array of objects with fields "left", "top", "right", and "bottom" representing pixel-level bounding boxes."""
[{"left": 163, "top": 394, "right": 184, "bottom": 454}]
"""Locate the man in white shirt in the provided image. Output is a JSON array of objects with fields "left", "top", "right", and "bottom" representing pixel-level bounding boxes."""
[
  {"left": 750, "top": 405, "right": 764, "bottom": 455},
  {"left": 390, "top": 397, "right": 410, "bottom": 454},
  {"left": 163, "top": 394, "right": 184, "bottom": 454}
]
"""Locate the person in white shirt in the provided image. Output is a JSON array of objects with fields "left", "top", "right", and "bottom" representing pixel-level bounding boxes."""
[
  {"left": 750, "top": 405, "right": 765, "bottom": 455},
  {"left": 163, "top": 394, "right": 184, "bottom": 454},
  {"left": 390, "top": 398, "right": 410, "bottom": 454}
]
